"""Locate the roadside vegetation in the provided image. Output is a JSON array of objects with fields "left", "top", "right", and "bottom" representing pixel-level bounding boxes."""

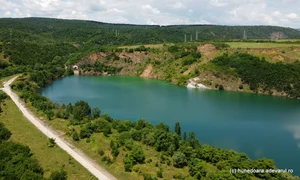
[{"left": 0, "top": 90, "right": 96, "bottom": 179}]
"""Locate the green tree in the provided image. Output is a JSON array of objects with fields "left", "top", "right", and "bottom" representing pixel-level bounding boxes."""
[
  {"left": 47, "top": 138, "right": 56, "bottom": 147},
  {"left": 0, "top": 122, "right": 12, "bottom": 142},
  {"left": 72, "top": 131, "right": 80, "bottom": 141},
  {"left": 183, "top": 132, "right": 187, "bottom": 141},
  {"left": 73, "top": 100, "right": 91, "bottom": 120},
  {"left": 175, "top": 122, "right": 181, "bottom": 137},
  {"left": 123, "top": 155, "right": 135, "bottom": 172},
  {"left": 156, "top": 123, "right": 169, "bottom": 132},
  {"left": 91, "top": 107, "right": 101, "bottom": 119},
  {"left": 172, "top": 152, "right": 187, "bottom": 168}
]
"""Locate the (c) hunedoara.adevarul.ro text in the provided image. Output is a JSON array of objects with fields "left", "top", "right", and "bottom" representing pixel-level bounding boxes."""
[{"left": 230, "top": 168, "right": 294, "bottom": 174}]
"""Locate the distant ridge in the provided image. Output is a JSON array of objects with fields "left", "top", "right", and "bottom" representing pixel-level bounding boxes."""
[{"left": 0, "top": 17, "right": 300, "bottom": 45}]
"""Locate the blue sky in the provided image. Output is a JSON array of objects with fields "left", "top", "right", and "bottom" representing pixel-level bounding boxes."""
[{"left": 0, "top": 0, "right": 299, "bottom": 28}]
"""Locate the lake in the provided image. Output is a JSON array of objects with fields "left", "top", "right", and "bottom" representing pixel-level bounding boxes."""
[{"left": 42, "top": 75, "right": 300, "bottom": 175}]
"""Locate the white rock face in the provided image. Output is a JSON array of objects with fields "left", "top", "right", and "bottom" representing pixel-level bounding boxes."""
[{"left": 186, "top": 77, "right": 209, "bottom": 89}]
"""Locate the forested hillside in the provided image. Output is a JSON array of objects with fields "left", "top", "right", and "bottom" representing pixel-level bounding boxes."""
[{"left": 0, "top": 17, "right": 300, "bottom": 46}]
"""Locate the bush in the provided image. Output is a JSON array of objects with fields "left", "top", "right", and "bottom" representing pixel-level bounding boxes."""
[
  {"left": 98, "top": 149, "right": 105, "bottom": 156},
  {"left": 72, "top": 131, "right": 79, "bottom": 141},
  {"left": 172, "top": 152, "right": 187, "bottom": 168},
  {"left": 47, "top": 138, "right": 56, "bottom": 147},
  {"left": 219, "top": 85, "right": 224, "bottom": 91},
  {"left": 123, "top": 155, "right": 135, "bottom": 172},
  {"left": 0, "top": 123, "right": 12, "bottom": 142},
  {"left": 157, "top": 168, "right": 163, "bottom": 178}
]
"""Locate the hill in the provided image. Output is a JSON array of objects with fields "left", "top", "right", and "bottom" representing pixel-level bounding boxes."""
[{"left": 0, "top": 17, "right": 300, "bottom": 46}]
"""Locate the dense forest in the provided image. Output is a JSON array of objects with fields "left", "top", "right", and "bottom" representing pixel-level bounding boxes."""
[
  {"left": 1, "top": 17, "right": 300, "bottom": 45},
  {"left": 210, "top": 53, "right": 300, "bottom": 98}
]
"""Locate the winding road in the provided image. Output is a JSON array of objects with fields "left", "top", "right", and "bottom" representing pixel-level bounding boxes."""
[{"left": 0, "top": 76, "right": 117, "bottom": 180}]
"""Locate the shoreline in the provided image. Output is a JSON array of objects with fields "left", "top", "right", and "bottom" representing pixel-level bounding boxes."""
[{"left": 72, "top": 72, "right": 296, "bottom": 100}]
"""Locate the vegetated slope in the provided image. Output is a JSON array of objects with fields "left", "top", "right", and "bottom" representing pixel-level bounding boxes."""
[
  {"left": 7, "top": 80, "right": 300, "bottom": 180},
  {"left": 0, "top": 91, "right": 69, "bottom": 180},
  {"left": 0, "top": 17, "right": 300, "bottom": 46}
]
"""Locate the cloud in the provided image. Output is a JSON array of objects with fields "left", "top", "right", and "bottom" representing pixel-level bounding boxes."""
[
  {"left": 0, "top": 0, "right": 299, "bottom": 28},
  {"left": 171, "top": 2, "right": 186, "bottom": 9},
  {"left": 210, "top": 0, "right": 228, "bottom": 7},
  {"left": 142, "top": 4, "right": 160, "bottom": 14}
]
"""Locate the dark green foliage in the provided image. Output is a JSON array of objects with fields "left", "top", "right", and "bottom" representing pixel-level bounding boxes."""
[
  {"left": 123, "top": 155, "right": 135, "bottom": 172},
  {"left": 20, "top": 170, "right": 44, "bottom": 180},
  {"left": 79, "top": 125, "right": 93, "bottom": 139},
  {"left": 155, "top": 123, "right": 169, "bottom": 132},
  {"left": 135, "top": 118, "right": 149, "bottom": 130},
  {"left": 110, "top": 140, "right": 119, "bottom": 158},
  {"left": 72, "top": 131, "right": 80, "bottom": 141},
  {"left": 188, "top": 159, "right": 208, "bottom": 179},
  {"left": 188, "top": 132, "right": 200, "bottom": 148},
  {"left": 98, "top": 149, "right": 105, "bottom": 156},
  {"left": 118, "top": 131, "right": 132, "bottom": 145},
  {"left": 130, "top": 146, "right": 145, "bottom": 164},
  {"left": 172, "top": 152, "right": 187, "bottom": 168},
  {"left": 0, "top": 122, "right": 11, "bottom": 142},
  {"left": 49, "top": 169, "right": 67, "bottom": 180},
  {"left": 47, "top": 138, "right": 56, "bottom": 147},
  {"left": 219, "top": 85, "right": 224, "bottom": 91},
  {"left": 211, "top": 53, "right": 300, "bottom": 98},
  {"left": 101, "top": 155, "right": 113, "bottom": 165},
  {"left": 91, "top": 107, "right": 101, "bottom": 119},
  {"left": 156, "top": 168, "right": 163, "bottom": 178},
  {"left": 175, "top": 122, "right": 181, "bottom": 137},
  {"left": 0, "top": 141, "right": 44, "bottom": 179},
  {"left": 168, "top": 45, "right": 179, "bottom": 53},
  {"left": 183, "top": 132, "right": 187, "bottom": 141},
  {"left": 73, "top": 100, "right": 91, "bottom": 121}
]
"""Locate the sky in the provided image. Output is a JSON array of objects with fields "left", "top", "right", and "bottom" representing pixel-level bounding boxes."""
[{"left": 0, "top": 0, "right": 299, "bottom": 28}]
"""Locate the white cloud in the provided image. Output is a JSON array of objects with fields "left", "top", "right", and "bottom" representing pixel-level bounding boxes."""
[
  {"left": 0, "top": 0, "right": 299, "bottom": 28},
  {"left": 210, "top": 0, "right": 228, "bottom": 7},
  {"left": 286, "top": 13, "right": 298, "bottom": 19},
  {"left": 142, "top": 4, "right": 160, "bottom": 14},
  {"left": 171, "top": 2, "right": 185, "bottom": 9}
]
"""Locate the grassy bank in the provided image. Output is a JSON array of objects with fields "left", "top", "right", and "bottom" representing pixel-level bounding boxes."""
[{"left": 0, "top": 97, "right": 96, "bottom": 180}]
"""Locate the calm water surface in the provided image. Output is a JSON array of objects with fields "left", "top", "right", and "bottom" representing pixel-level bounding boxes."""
[{"left": 42, "top": 75, "right": 300, "bottom": 175}]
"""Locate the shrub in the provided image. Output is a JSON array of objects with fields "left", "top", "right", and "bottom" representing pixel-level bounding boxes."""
[{"left": 98, "top": 149, "right": 105, "bottom": 156}]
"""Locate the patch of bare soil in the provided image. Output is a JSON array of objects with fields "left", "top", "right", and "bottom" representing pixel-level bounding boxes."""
[
  {"left": 197, "top": 44, "right": 218, "bottom": 60},
  {"left": 140, "top": 64, "right": 153, "bottom": 78},
  {"left": 183, "top": 64, "right": 196, "bottom": 75},
  {"left": 272, "top": 55, "right": 285, "bottom": 62}
]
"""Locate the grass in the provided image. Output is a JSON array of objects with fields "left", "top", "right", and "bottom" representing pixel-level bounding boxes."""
[
  {"left": 0, "top": 97, "right": 96, "bottom": 180},
  {"left": 0, "top": 74, "right": 20, "bottom": 85},
  {"left": 226, "top": 42, "right": 300, "bottom": 48}
]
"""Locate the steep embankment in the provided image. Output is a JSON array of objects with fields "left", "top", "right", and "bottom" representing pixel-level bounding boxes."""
[{"left": 73, "top": 42, "right": 300, "bottom": 98}]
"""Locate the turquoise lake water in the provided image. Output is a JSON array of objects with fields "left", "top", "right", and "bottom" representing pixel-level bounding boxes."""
[{"left": 42, "top": 75, "right": 300, "bottom": 175}]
